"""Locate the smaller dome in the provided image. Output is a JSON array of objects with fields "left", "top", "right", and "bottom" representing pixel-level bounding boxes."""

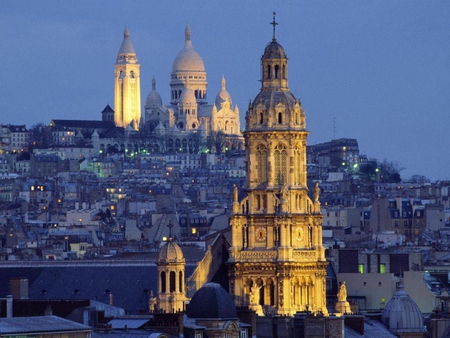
[
  {"left": 263, "top": 40, "right": 286, "bottom": 59},
  {"left": 381, "top": 282, "right": 425, "bottom": 334},
  {"left": 186, "top": 283, "right": 237, "bottom": 319},
  {"left": 158, "top": 240, "right": 184, "bottom": 263},
  {"left": 215, "top": 76, "right": 232, "bottom": 108},
  {"left": 145, "top": 77, "right": 163, "bottom": 108},
  {"left": 180, "top": 87, "right": 196, "bottom": 105}
]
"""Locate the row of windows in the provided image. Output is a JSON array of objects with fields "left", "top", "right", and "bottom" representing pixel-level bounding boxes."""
[
  {"left": 358, "top": 263, "right": 386, "bottom": 274},
  {"left": 256, "top": 144, "right": 304, "bottom": 185},
  {"left": 160, "top": 271, "right": 183, "bottom": 293},
  {"left": 171, "top": 75, "right": 206, "bottom": 80},
  {"left": 266, "top": 64, "right": 287, "bottom": 80}
]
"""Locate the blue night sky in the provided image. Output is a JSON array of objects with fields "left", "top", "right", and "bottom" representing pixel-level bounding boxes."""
[{"left": 1, "top": 1, "right": 449, "bottom": 180}]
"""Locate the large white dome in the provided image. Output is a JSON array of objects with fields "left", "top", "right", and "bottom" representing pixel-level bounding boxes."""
[{"left": 171, "top": 24, "right": 205, "bottom": 73}]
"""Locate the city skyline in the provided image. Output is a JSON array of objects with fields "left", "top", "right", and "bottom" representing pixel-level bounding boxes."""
[{"left": 1, "top": 1, "right": 449, "bottom": 180}]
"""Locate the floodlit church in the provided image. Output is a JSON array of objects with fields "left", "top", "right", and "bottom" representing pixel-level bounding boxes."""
[
  {"left": 227, "top": 16, "right": 329, "bottom": 316},
  {"left": 111, "top": 25, "right": 243, "bottom": 153},
  {"left": 152, "top": 16, "right": 329, "bottom": 318}
]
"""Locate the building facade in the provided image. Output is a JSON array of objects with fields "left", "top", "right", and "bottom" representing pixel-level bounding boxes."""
[{"left": 227, "top": 17, "right": 328, "bottom": 316}]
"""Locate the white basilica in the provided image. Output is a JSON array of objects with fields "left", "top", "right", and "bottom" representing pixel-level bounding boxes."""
[{"left": 111, "top": 25, "right": 243, "bottom": 154}]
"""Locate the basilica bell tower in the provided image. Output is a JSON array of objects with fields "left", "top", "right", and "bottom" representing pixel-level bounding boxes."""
[
  {"left": 227, "top": 14, "right": 328, "bottom": 316},
  {"left": 114, "top": 26, "right": 141, "bottom": 130}
]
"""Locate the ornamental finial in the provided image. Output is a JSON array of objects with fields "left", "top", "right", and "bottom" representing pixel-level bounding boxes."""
[{"left": 271, "top": 12, "right": 278, "bottom": 41}]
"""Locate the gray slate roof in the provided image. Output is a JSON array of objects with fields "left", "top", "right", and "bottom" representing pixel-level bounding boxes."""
[
  {"left": 0, "top": 315, "right": 90, "bottom": 334},
  {"left": 0, "top": 264, "right": 197, "bottom": 314}
]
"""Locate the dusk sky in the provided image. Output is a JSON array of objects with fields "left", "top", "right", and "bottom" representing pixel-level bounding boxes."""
[{"left": 1, "top": 1, "right": 449, "bottom": 181}]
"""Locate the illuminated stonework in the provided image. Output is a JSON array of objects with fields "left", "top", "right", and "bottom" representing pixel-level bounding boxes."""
[
  {"left": 212, "top": 76, "right": 240, "bottom": 135},
  {"left": 141, "top": 25, "right": 244, "bottom": 153},
  {"left": 156, "top": 238, "right": 188, "bottom": 313},
  {"left": 114, "top": 27, "right": 141, "bottom": 130},
  {"left": 227, "top": 16, "right": 328, "bottom": 316}
]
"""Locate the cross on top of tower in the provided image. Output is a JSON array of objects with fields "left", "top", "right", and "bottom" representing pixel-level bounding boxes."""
[{"left": 271, "top": 12, "right": 278, "bottom": 41}]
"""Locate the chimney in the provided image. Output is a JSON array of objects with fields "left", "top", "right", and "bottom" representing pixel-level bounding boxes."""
[
  {"left": 44, "top": 304, "right": 53, "bottom": 316},
  {"left": 10, "top": 278, "right": 29, "bottom": 299},
  {"left": 6, "top": 295, "right": 13, "bottom": 318}
]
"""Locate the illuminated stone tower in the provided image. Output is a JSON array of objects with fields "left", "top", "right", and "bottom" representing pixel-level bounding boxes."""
[
  {"left": 156, "top": 224, "right": 188, "bottom": 313},
  {"left": 114, "top": 26, "right": 141, "bottom": 130},
  {"left": 228, "top": 14, "right": 328, "bottom": 316}
]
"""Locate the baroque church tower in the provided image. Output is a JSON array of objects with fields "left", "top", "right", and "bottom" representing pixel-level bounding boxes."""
[
  {"left": 155, "top": 224, "right": 188, "bottom": 313},
  {"left": 228, "top": 15, "right": 328, "bottom": 316},
  {"left": 114, "top": 27, "right": 141, "bottom": 130}
]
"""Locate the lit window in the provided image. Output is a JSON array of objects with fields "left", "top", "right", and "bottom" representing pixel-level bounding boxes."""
[
  {"left": 358, "top": 264, "right": 364, "bottom": 274},
  {"left": 380, "top": 264, "right": 386, "bottom": 273}
]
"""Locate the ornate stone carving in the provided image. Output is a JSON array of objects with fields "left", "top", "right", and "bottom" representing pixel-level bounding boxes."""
[{"left": 239, "top": 250, "right": 277, "bottom": 262}]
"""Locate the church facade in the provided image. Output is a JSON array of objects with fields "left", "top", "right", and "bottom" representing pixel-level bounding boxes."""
[{"left": 227, "top": 16, "right": 328, "bottom": 316}]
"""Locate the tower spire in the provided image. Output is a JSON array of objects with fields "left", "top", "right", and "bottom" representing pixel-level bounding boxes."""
[
  {"left": 185, "top": 23, "right": 191, "bottom": 42},
  {"left": 270, "top": 11, "right": 278, "bottom": 41}
]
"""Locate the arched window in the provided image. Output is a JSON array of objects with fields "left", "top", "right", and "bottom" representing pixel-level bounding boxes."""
[
  {"left": 175, "top": 138, "right": 181, "bottom": 150},
  {"left": 267, "top": 65, "right": 271, "bottom": 79},
  {"left": 119, "top": 71, "right": 124, "bottom": 79},
  {"left": 256, "top": 145, "right": 267, "bottom": 184},
  {"left": 278, "top": 112, "right": 282, "bottom": 124},
  {"left": 161, "top": 271, "right": 166, "bottom": 293},
  {"left": 274, "top": 144, "right": 287, "bottom": 185},
  {"left": 170, "top": 271, "right": 176, "bottom": 292},
  {"left": 130, "top": 70, "right": 135, "bottom": 78},
  {"left": 179, "top": 271, "right": 183, "bottom": 292},
  {"left": 260, "top": 113, "right": 264, "bottom": 124},
  {"left": 274, "top": 65, "right": 280, "bottom": 79}
]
